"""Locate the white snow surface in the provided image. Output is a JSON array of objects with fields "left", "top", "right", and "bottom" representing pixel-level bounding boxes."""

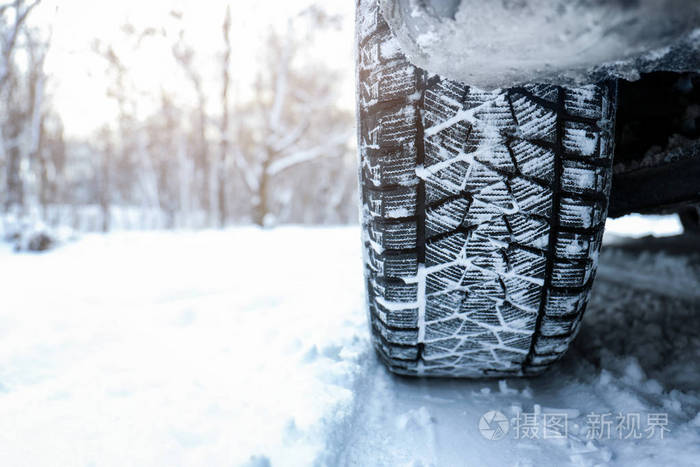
[
  {"left": 605, "top": 214, "right": 683, "bottom": 239},
  {"left": 0, "top": 229, "right": 366, "bottom": 467},
  {"left": 1, "top": 227, "right": 699, "bottom": 466},
  {"left": 381, "top": 0, "right": 700, "bottom": 89}
]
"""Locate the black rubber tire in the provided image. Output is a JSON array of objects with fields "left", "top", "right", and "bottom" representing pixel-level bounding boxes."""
[
  {"left": 679, "top": 207, "right": 700, "bottom": 233},
  {"left": 357, "top": 0, "right": 617, "bottom": 377}
]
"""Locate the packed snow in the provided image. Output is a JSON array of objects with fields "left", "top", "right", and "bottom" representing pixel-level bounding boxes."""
[
  {"left": 380, "top": 0, "right": 700, "bottom": 88},
  {"left": 1, "top": 225, "right": 699, "bottom": 466},
  {"left": 605, "top": 214, "right": 683, "bottom": 239}
]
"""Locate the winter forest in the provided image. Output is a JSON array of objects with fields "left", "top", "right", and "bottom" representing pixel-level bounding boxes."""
[{"left": 0, "top": 0, "right": 357, "bottom": 249}]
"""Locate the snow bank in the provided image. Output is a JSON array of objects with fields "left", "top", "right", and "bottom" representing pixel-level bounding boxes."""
[{"left": 381, "top": 0, "right": 700, "bottom": 89}]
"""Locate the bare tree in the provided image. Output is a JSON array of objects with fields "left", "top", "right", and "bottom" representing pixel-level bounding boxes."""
[
  {"left": 144, "top": 92, "right": 187, "bottom": 228},
  {"left": 1, "top": 1, "right": 46, "bottom": 218},
  {"left": 37, "top": 114, "right": 66, "bottom": 223},
  {"left": 90, "top": 42, "right": 128, "bottom": 230},
  {"left": 237, "top": 15, "right": 353, "bottom": 227},
  {"left": 94, "top": 32, "right": 164, "bottom": 227},
  {"left": 172, "top": 28, "right": 213, "bottom": 224},
  {"left": 0, "top": 0, "right": 41, "bottom": 90},
  {"left": 218, "top": 4, "right": 232, "bottom": 227},
  {"left": 95, "top": 125, "right": 113, "bottom": 232}
]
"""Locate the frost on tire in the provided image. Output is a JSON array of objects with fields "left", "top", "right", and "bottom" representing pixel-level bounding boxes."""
[{"left": 357, "top": 0, "right": 617, "bottom": 377}]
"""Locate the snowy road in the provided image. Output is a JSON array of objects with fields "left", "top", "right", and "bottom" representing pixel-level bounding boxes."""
[{"left": 0, "top": 226, "right": 699, "bottom": 466}]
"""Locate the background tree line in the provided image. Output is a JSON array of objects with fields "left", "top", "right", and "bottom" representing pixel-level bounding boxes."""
[{"left": 0, "top": 1, "right": 357, "bottom": 242}]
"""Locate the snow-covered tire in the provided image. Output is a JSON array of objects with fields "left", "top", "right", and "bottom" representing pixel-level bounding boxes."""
[{"left": 357, "top": 0, "right": 617, "bottom": 377}]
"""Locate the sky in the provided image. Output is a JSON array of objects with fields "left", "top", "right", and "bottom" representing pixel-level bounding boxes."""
[{"left": 30, "top": 0, "right": 355, "bottom": 138}]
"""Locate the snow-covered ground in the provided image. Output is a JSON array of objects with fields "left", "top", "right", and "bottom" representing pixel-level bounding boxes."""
[{"left": 0, "top": 222, "right": 698, "bottom": 466}]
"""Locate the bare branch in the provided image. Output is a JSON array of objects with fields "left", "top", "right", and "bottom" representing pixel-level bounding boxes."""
[
  {"left": 270, "top": 121, "right": 309, "bottom": 153},
  {"left": 0, "top": 0, "right": 42, "bottom": 89},
  {"left": 266, "top": 133, "right": 350, "bottom": 176}
]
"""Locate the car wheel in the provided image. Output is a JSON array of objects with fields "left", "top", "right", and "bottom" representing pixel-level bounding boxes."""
[{"left": 357, "top": 0, "right": 617, "bottom": 377}]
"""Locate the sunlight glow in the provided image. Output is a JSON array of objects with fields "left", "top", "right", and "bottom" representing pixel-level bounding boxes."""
[{"left": 32, "top": 0, "right": 354, "bottom": 137}]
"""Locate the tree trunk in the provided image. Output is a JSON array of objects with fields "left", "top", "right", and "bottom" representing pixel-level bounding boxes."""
[
  {"left": 4, "top": 144, "right": 23, "bottom": 214},
  {"left": 218, "top": 5, "right": 232, "bottom": 228},
  {"left": 99, "top": 138, "right": 112, "bottom": 233},
  {"left": 254, "top": 158, "right": 270, "bottom": 227}
]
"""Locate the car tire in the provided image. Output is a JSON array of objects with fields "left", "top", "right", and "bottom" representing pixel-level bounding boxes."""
[{"left": 357, "top": 0, "right": 617, "bottom": 377}]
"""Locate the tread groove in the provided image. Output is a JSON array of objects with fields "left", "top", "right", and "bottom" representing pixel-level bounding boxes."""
[{"left": 523, "top": 87, "right": 566, "bottom": 373}]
